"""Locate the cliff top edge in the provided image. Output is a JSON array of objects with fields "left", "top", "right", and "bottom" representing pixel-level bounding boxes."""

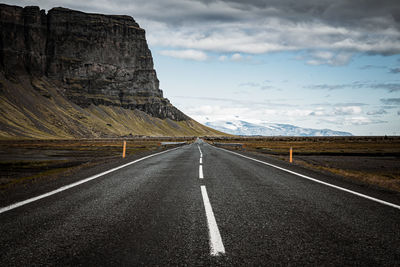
[{"left": 0, "top": 3, "right": 138, "bottom": 25}]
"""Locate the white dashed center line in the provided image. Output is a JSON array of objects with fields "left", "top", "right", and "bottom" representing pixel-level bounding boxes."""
[
  {"left": 198, "top": 145, "right": 204, "bottom": 179},
  {"left": 197, "top": 143, "right": 225, "bottom": 256},
  {"left": 198, "top": 145, "right": 203, "bottom": 157},
  {"left": 200, "top": 185, "right": 225, "bottom": 256},
  {"left": 199, "top": 165, "right": 204, "bottom": 179}
]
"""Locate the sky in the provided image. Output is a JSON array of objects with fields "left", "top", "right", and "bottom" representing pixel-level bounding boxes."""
[{"left": 5, "top": 0, "right": 400, "bottom": 135}]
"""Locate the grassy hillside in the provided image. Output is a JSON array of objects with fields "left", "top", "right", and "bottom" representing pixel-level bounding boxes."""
[{"left": 0, "top": 74, "right": 225, "bottom": 139}]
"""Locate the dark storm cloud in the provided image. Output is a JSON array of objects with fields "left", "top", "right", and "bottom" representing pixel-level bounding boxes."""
[
  {"left": 16, "top": 0, "right": 400, "bottom": 28},
  {"left": 180, "top": 0, "right": 400, "bottom": 30},
  {"left": 7, "top": 0, "right": 400, "bottom": 58}
]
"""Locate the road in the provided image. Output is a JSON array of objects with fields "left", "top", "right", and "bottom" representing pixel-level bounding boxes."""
[{"left": 1, "top": 139, "right": 399, "bottom": 266}]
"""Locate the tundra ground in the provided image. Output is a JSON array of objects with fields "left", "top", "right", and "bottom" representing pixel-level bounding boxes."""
[{"left": 205, "top": 136, "right": 400, "bottom": 192}]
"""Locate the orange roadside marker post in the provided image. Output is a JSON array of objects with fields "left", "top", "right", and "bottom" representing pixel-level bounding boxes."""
[
  {"left": 290, "top": 147, "right": 293, "bottom": 163},
  {"left": 122, "top": 141, "right": 126, "bottom": 158}
]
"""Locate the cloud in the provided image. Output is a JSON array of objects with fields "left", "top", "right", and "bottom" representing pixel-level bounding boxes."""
[
  {"left": 184, "top": 103, "right": 386, "bottom": 127},
  {"left": 367, "top": 109, "right": 388, "bottom": 115},
  {"left": 344, "top": 117, "right": 387, "bottom": 126},
  {"left": 380, "top": 98, "right": 400, "bottom": 105},
  {"left": 309, "top": 105, "right": 363, "bottom": 116},
  {"left": 398, "top": 110, "right": 400, "bottom": 115},
  {"left": 260, "top": 85, "right": 274, "bottom": 90},
  {"left": 239, "top": 81, "right": 276, "bottom": 91},
  {"left": 181, "top": 103, "right": 316, "bottom": 124},
  {"left": 229, "top": 53, "right": 255, "bottom": 63},
  {"left": 239, "top": 82, "right": 260, "bottom": 87},
  {"left": 306, "top": 82, "right": 400, "bottom": 92},
  {"left": 321, "top": 117, "right": 387, "bottom": 126},
  {"left": 140, "top": 0, "right": 400, "bottom": 64},
  {"left": 309, "top": 110, "right": 327, "bottom": 116},
  {"left": 231, "top": 53, "right": 243, "bottom": 61},
  {"left": 306, "top": 51, "right": 352, "bottom": 66},
  {"left": 334, "top": 106, "right": 362, "bottom": 115},
  {"left": 174, "top": 95, "right": 296, "bottom": 107},
  {"left": 175, "top": 95, "right": 389, "bottom": 128},
  {"left": 389, "top": 68, "right": 400, "bottom": 73},
  {"left": 360, "top": 65, "right": 386, "bottom": 70},
  {"left": 218, "top": 55, "right": 228, "bottom": 61},
  {"left": 159, "top": 49, "right": 208, "bottom": 61},
  {"left": 381, "top": 105, "right": 399, "bottom": 110},
  {"left": 7, "top": 0, "right": 400, "bottom": 64},
  {"left": 333, "top": 103, "right": 368, "bottom": 107},
  {"left": 369, "top": 83, "right": 400, "bottom": 92},
  {"left": 306, "top": 84, "right": 348, "bottom": 90},
  {"left": 178, "top": 96, "right": 375, "bottom": 123}
]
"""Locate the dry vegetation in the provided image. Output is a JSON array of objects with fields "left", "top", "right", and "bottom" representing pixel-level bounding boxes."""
[
  {"left": 0, "top": 137, "right": 195, "bottom": 190},
  {"left": 205, "top": 136, "right": 400, "bottom": 192},
  {"left": 0, "top": 76, "right": 224, "bottom": 139},
  {"left": 2, "top": 136, "right": 399, "bottom": 194}
]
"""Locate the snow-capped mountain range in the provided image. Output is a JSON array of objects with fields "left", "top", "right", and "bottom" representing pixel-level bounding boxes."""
[{"left": 205, "top": 120, "right": 352, "bottom": 136}]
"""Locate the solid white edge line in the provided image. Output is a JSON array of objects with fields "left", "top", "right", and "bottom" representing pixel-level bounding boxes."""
[
  {"left": 200, "top": 185, "right": 225, "bottom": 256},
  {"left": 213, "top": 145, "right": 400, "bottom": 211},
  {"left": 200, "top": 157, "right": 203, "bottom": 164},
  {"left": 0, "top": 146, "right": 184, "bottom": 214},
  {"left": 199, "top": 164, "right": 204, "bottom": 179}
]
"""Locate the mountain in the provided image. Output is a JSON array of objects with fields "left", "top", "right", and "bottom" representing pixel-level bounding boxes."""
[
  {"left": 0, "top": 4, "right": 223, "bottom": 138},
  {"left": 205, "top": 120, "right": 353, "bottom": 136}
]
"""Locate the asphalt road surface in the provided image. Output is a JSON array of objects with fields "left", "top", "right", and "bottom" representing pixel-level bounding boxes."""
[{"left": 1, "top": 139, "right": 399, "bottom": 266}]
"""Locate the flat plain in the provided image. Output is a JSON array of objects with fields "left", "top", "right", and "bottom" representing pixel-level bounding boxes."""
[
  {"left": 0, "top": 137, "right": 194, "bottom": 192},
  {"left": 205, "top": 136, "right": 400, "bottom": 192}
]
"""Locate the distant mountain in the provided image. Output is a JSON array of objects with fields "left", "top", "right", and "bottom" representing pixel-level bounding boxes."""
[{"left": 205, "top": 120, "right": 352, "bottom": 136}]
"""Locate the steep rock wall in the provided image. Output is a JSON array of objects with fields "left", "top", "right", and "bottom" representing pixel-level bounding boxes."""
[{"left": 0, "top": 4, "right": 187, "bottom": 121}]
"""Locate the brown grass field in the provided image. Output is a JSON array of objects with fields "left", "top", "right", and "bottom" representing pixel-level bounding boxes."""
[
  {"left": 205, "top": 136, "right": 400, "bottom": 192},
  {"left": 0, "top": 137, "right": 195, "bottom": 191},
  {"left": 1, "top": 136, "right": 399, "bottom": 194}
]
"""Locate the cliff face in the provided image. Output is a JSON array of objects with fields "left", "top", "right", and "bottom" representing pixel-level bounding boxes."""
[
  {"left": 0, "top": 5, "right": 47, "bottom": 76},
  {"left": 0, "top": 4, "right": 186, "bottom": 121},
  {"left": 0, "top": 4, "right": 224, "bottom": 138}
]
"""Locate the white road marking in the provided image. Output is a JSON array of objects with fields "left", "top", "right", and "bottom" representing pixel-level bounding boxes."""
[
  {"left": 197, "top": 145, "right": 203, "bottom": 157},
  {"left": 200, "top": 185, "right": 225, "bottom": 256},
  {"left": 214, "top": 146, "right": 400, "bottom": 211},
  {"left": 199, "top": 164, "right": 204, "bottom": 179},
  {"left": 200, "top": 157, "right": 203, "bottom": 164},
  {"left": 0, "top": 146, "right": 184, "bottom": 214}
]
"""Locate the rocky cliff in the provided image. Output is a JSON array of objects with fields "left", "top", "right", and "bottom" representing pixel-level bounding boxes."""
[
  {"left": 0, "top": 4, "right": 186, "bottom": 121},
  {"left": 0, "top": 4, "right": 222, "bottom": 138}
]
